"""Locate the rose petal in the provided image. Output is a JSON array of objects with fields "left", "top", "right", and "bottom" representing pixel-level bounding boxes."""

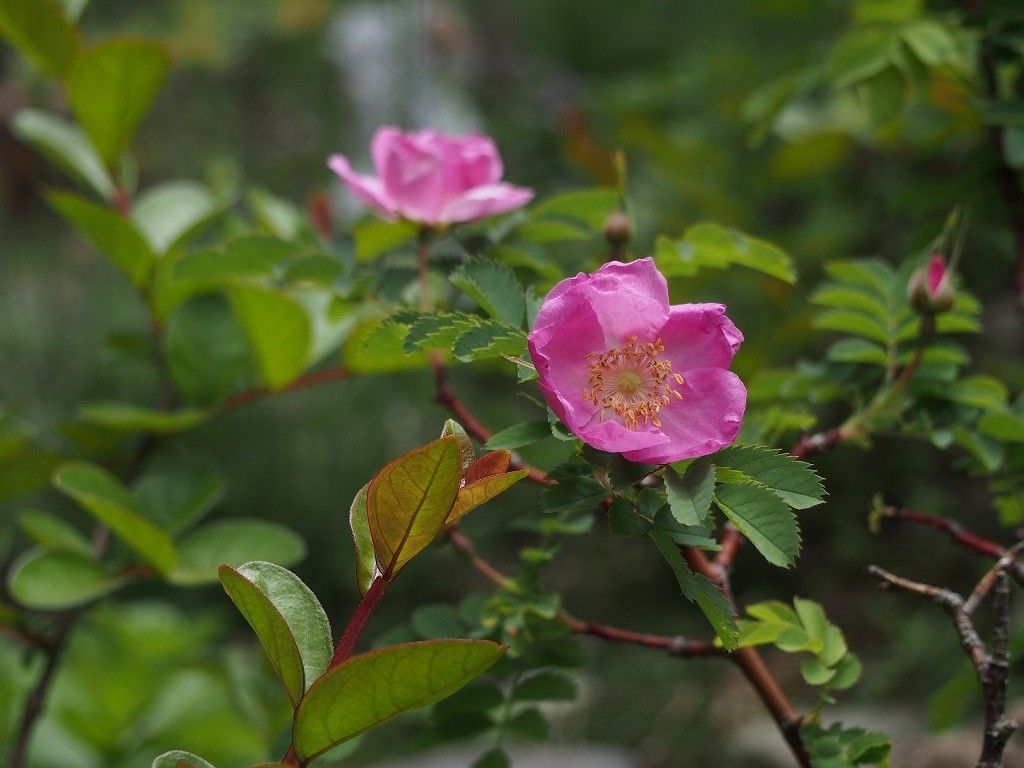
[
  {"left": 377, "top": 131, "right": 449, "bottom": 223},
  {"left": 327, "top": 154, "right": 398, "bottom": 219},
  {"left": 444, "top": 133, "right": 504, "bottom": 191},
  {"left": 927, "top": 254, "right": 948, "bottom": 297},
  {"left": 622, "top": 367, "right": 746, "bottom": 464},
  {"left": 576, "top": 415, "right": 671, "bottom": 454},
  {"left": 529, "top": 294, "right": 605, "bottom": 429},
  {"left": 440, "top": 183, "right": 534, "bottom": 224},
  {"left": 543, "top": 259, "right": 668, "bottom": 347},
  {"left": 658, "top": 303, "right": 743, "bottom": 372}
]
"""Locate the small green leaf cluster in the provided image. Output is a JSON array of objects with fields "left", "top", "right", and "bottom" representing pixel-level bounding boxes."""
[{"left": 801, "top": 722, "right": 892, "bottom": 768}]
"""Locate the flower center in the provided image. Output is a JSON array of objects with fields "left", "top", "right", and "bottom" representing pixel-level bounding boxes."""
[{"left": 583, "top": 336, "right": 684, "bottom": 430}]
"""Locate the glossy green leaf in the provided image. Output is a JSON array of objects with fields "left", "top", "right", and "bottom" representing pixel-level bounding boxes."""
[
  {"left": 17, "top": 509, "right": 93, "bottom": 555},
  {"left": 293, "top": 639, "right": 504, "bottom": 761},
  {"left": 228, "top": 284, "right": 311, "bottom": 390},
  {"left": 367, "top": 437, "right": 461, "bottom": 577},
  {"left": 235, "top": 561, "right": 332, "bottom": 689},
  {"left": 714, "top": 483, "right": 800, "bottom": 568},
  {"left": 170, "top": 519, "right": 305, "bottom": 585},
  {"left": 446, "top": 469, "right": 527, "bottom": 526},
  {"left": 132, "top": 181, "right": 221, "bottom": 254},
  {"left": 11, "top": 109, "right": 114, "bottom": 199},
  {"left": 349, "top": 483, "right": 379, "bottom": 594},
  {"left": 8, "top": 548, "right": 123, "bottom": 609},
  {"left": 710, "top": 444, "right": 825, "bottom": 509},
  {"left": 649, "top": 530, "right": 738, "bottom": 649},
  {"left": 0, "top": 0, "right": 78, "bottom": 76},
  {"left": 218, "top": 564, "right": 305, "bottom": 707},
  {"left": 52, "top": 461, "right": 178, "bottom": 575},
  {"left": 133, "top": 466, "right": 225, "bottom": 536},
  {"left": 449, "top": 257, "right": 526, "bottom": 326},
  {"left": 66, "top": 38, "right": 171, "bottom": 165},
  {"left": 48, "top": 190, "right": 155, "bottom": 286},
  {"left": 664, "top": 461, "right": 715, "bottom": 526},
  {"left": 78, "top": 402, "right": 210, "bottom": 434},
  {"left": 151, "top": 750, "right": 216, "bottom": 768}
]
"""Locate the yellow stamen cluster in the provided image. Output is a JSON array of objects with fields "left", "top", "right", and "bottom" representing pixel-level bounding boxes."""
[{"left": 583, "top": 336, "right": 684, "bottom": 430}]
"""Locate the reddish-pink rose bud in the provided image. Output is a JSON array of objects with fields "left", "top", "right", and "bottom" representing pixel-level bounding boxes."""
[
  {"left": 908, "top": 254, "right": 955, "bottom": 313},
  {"left": 328, "top": 127, "right": 534, "bottom": 226}
]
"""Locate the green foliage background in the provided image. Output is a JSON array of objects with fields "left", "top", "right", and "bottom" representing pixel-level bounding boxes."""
[{"left": 2, "top": 0, "right": 1023, "bottom": 766}]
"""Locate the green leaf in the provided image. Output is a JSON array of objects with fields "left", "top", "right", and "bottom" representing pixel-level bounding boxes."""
[
  {"left": 78, "top": 402, "right": 210, "bottom": 434},
  {"left": 664, "top": 461, "right": 716, "bottom": 525},
  {"left": 484, "top": 420, "right": 552, "bottom": 450},
  {"left": 607, "top": 496, "right": 652, "bottom": 536},
  {"left": 449, "top": 257, "right": 526, "bottom": 326},
  {"left": 512, "top": 671, "right": 577, "bottom": 701},
  {"left": 0, "top": 0, "right": 78, "bottom": 76},
  {"left": 710, "top": 444, "right": 825, "bottom": 509},
  {"left": 367, "top": 437, "right": 462, "bottom": 577},
  {"left": 472, "top": 748, "right": 511, "bottom": 768},
  {"left": 133, "top": 465, "right": 225, "bottom": 536},
  {"left": 936, "top": 375, "right": 1008, "bottom": 410},
  {"left": 52, "top": 461, "right": 178, "bottom": 575},
  {"left": 507, "top": 707, "right": 550, "bottom": 740},
  {"left": 979, "top": 410, "right": 1024, "bottom": 443},
  {"left": 802, "top": 722, "right": 891, "bottom": 767},
  {"left": 826, "top": 338, "right": 888, "bottom": 366},
  {"left": 66, "top": 38, "right": 171, "bottom": 165},
  {"left": 218, "top": 564, "right": 305, "bottom": 707},
  {"left": 170, "top": 519, "right": 305, "bottom": 585},
  {"left": 248, "top": 188, "right": 304, "bottom": 240},
  {"left": 801, "top": 656, "right": 837, "bottom": 686},
  {"left": 132, "top": 181, "right": 221, "bottom": 254},
  {"left": 412, "top": 604, "right": 465, "bottom": 639},
  {"left": 901, "top": 21, "right": 959, "bottom": 66},
  {"left": 17, "top": 509, "right": 93, "bottom": 555},
  {"left": 151, "top": 750, "right": 216, "bottom": 768},
  {"left": 11, "top": 109, "right": 114, "bottom": 199},
  {"left": 529, "top": 188, "right": 618, "bottom": 230},
  {"left": 649, "top": 530, "right": 739, "bottom": 649},
  {"left": 655, "top": 223, "right": 796, "bottom": 283},
  {"left": 714, "top": 483, "right": 800, "bottom": 568},
  {"left": 353, "top": 218, "right": 416, "bottom": 262},
  {"left": 349, "top": 483, "right": 379, "bottom": 594},
  {"left": 228, "top": 284, "right": 312, "bottom": 390},
  {"left": 47, "top": 189, "right": 155, "bottom": 286},
  {"left": 235, "top": 561, "right": 333, "bottom": 689},
  {"left": 8, "top": 548, "right": 123, "bottom": 609},
  {"left": 292, "top": 639, "right": 504, "bottom": 761},
  {"left": 827, "top": 28, "right": 892, "bottom": 88}
]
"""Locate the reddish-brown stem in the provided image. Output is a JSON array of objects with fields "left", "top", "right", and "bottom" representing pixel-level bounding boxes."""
[
  {"left": 328, "top": 575, "right": 389, "bottom": 670},
  {"left": 683, "top": 546, "right": 810, "bottom": 768},
  {"left": 220, "top": 366, "right": 350, "bottom": 412},
  {"left": 447, "top": 528, "right": 721, "bottom": 658},
  {"left": 790, "top": 427, "right": 844, "bottom": 460}
]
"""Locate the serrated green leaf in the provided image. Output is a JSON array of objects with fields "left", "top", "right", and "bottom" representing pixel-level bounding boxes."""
[
  {"left": 12, "top": 109, "right": 114, "bottom": 199},
  {"left": 8, "top": 547, "right": 124, "bottom": 609},
  {"left": 813, "top": 309, "right": 890, "bottom": 345},
  {"left": 607, "top": 496, "right": 652, "bottom": 536},
  {"left": 649, "top": 530, "right": 738, "bottom": 649},
  {"left": 52, "top": 461, "right": 178, "bottom": 574},
  {"left": 711, "top": 444, "right": 825, "bottom": 509},
  {"left": 714, "top": 483, "right": 800, "bottom": 567},
  {"left": 484, "top": 420, "right": 551, "bottom": 450},
  {"left": 47, "top": 189, "right": 155, "bottom": 286},
  {"left": 655, "top": 222, "right": 796, "bottom": 283},
  {"left": 170, "top": 519, "right": 305, "bottom": 585},
  {"left": 826, "top": 338, "right": 889, "bottom": 366},
  {"left": 219, "top": 564, "right": 305, "bottom": 707},
  {"left": 0, "top": 0, "right": 78, "bottom": 76},
  {"left": 664, "top": 461, "right": 715, "bottom": 526},
  {"left": 66, "top": 38, "right": 171, "bottom": 165},
  {"left": 451, "top": 321, "right": 527, "bottom": 362},
  {"left": 450, "top": 258, "right": 526, "bottom": 326},
  {"left": 367, "top": 437, "right": 461, "bottom": 577},
  {"left": 293, "top": 639, "right": 504, "bottom": 761}
]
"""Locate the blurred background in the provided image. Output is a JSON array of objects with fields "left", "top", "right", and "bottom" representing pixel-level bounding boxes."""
[{"left": 2, "top": 1, "right": 1024, "bottom": 766}]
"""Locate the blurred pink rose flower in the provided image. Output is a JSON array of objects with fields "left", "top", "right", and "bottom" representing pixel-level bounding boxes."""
[
  {"left": 528, "top": 258, "right": 746, "bottom": 464},
  {"left": 908, "top": 253, "right": 954, "bottom": 313},
  {"left": 328, "top": 127, "right": 534, "bottom": 226}
]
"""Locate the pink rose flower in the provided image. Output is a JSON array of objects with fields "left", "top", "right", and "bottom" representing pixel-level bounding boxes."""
[
  {"left": 328, "top": 127, "right": 534, "bottom": 226},
  {"left": 528, "top": 258, "right": 746, "bottom": 464}
]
